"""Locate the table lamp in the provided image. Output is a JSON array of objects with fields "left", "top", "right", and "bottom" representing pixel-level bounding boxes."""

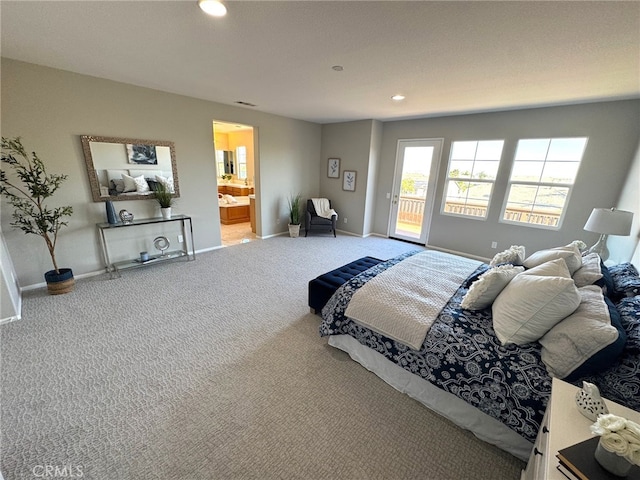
[{"left": 583, "top": 207, "right": 634, "bottom": 260}]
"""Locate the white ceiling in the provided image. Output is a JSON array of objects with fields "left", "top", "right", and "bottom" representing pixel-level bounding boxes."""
[{"left": 2, "top": 0, "right": 639, "bottom": 124}]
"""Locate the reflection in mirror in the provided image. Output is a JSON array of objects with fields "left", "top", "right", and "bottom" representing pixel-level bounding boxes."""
[{"left": 81, "top": 135, "right": 180, "bottom": 202}]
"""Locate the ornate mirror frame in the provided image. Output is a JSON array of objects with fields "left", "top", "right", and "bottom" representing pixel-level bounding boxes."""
[{"left": 81, "top": 135, "right": 180, "bottom": 202}]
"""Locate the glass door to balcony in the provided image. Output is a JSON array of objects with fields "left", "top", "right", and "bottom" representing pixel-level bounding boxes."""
[{"left": 389, "top": 139, "right": 442, "bottom": 244}]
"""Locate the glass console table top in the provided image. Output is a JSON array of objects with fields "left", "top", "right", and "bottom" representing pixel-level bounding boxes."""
[{"left": 97, "top": 214, "right": 191, "bottom": 229}]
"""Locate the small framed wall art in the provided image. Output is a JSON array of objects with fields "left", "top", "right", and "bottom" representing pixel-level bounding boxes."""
[
  {"left": 343, "top": 170, "right": 357, "bottom": 192},
  {"left": 126, "top": 143, "right": 158, "bottom": 165},
  {"left": 327, "top": 158, "right": 340, "bottom": 178}
]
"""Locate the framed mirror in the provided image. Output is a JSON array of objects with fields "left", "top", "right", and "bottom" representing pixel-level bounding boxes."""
[{"left": 81, "top": 135, "right": 180, "bottom": 202}]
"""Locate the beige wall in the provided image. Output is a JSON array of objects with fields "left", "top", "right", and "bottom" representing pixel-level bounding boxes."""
[
  {"left": 1, "top": 59, "right": 321, "bottom": 287},
  {"left": 320, "top": 120, "right": 378, "bottom": 235},
  {"left": 609, "top": 138, "right": 640, "bottom": 265},
  {"left": 370, "top": 100, "right": 640, "bottom": 259}
]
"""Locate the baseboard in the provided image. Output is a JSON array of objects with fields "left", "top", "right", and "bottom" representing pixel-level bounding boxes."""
[{"left": 426, "top": 244, "right": 491, "bottom": 263}]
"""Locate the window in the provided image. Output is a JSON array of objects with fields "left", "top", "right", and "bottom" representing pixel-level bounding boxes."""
[
  {"left": 442, "top": 140, "right": 504, "bottom": 219},
  {"left": 501, "top": 137, "right": 587, "bottom": 228},
  {"left": 236, "top": 146, "right": 247, "bottom": 180}
]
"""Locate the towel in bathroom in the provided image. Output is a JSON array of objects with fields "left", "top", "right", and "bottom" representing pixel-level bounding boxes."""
[
  {"left": 311, "top": 198, "right": 337, "bottom": 219},
  {"left": 223, "top": 194, "right": 238, "bottom": 204}
]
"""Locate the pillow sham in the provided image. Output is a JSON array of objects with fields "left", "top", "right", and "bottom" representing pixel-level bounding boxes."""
[
  {"left": 492, "top": 271, "right": 580, "bottom": 345},
  {"left": 539, "top": 285, "right": 626, "bottom": 379},
  {"left": 523, "top": 243, "right": 582, "bottom": 275},
  {"left": 156, "top": 175, "right": 175, "bottom": 193},
  {"left": 608, "top": 263, "right": 640, "bottom": 299},
  {"left": 133, "top": 175, "right": 150, "bottom": 193},
  {"left": 121, "top": 173, "right": 138, "bottom": 193},
  {"left": 520, "top": 258, "right": 571, "bottom": 278},
  {"left": 489, "top": 245, "right": 525, "bottom": 267},
  {"left": 110, "top": 179, "right": 125, "bottom": 193},
  {"left": 460, "top": 265, "right": 525, "bottom": 311},
  {"left": 572, "top": 253, "right": 603, "bottom": 288}
]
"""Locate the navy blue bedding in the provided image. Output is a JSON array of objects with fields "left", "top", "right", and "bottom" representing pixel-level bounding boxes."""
[{"left": 319, "top": 251, "right": 640, "bottom": 445}]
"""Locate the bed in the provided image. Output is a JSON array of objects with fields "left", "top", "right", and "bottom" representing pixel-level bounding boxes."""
[{"left": 317, "top": 247, "right": 640, "bottom": 461}]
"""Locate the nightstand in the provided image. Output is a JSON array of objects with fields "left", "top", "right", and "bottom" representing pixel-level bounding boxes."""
[{"left": 521, "top": 378, "right": 640, "bottom": 480}]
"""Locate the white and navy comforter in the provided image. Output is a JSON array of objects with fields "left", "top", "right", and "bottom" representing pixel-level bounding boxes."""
[{"left": 319, "top": 251, "right": 640, "bottom": 444}]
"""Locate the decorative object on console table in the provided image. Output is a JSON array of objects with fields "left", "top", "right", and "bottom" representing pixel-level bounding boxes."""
[
  {"left": 119, "top": 209, "right": 134, "bottom": 224},
  {"left": 152, "top": 182, "right": 173, "bottom": 219},
  {"left": 105, "top": 200, "right": 118, "bottom": 224},
  {"left": 584, "top": 208, "right": 634, "bottom": 261},
  {"left": 575, "top": 381, "right": 609, "bottom": 421},
  {"left": 1, "top": 137, "right": 75, "bottom": 295},
  {"left": 154, "top": 236, "right": 170, "bottom": 257}
]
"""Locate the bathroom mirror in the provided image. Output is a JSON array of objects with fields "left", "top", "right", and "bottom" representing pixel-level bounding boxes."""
[{"left": 81, "top": 135, "right": 180, "bottom": 202}]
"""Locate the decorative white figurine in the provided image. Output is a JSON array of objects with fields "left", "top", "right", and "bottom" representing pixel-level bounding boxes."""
[{"left": 575, "top": 381, "right": 609, "bottom": 421}]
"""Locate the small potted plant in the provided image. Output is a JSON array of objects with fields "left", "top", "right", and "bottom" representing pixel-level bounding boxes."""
[
  {"left": 152, "top": 182, "right": 174, "bottom": 219},
  {"left": 1, "top": 137, "right": 74, "bottom": 294},
  {"left": 221, "top": 174, "right": 232, "bottom": 183},
  {"left": 287, "top": 193, "right": 302, "bottom": 238}
]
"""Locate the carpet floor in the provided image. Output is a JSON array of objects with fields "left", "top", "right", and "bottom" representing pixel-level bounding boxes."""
[{"left": 1, "top": 234, "right": 524, "bottom": 479}]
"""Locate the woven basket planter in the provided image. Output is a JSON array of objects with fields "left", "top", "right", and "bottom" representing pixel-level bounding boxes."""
[{"left": 44, "top": 268, "right": 75, "bottom": 295}]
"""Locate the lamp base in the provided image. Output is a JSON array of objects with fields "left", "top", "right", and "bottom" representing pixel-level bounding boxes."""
[{"left": 587, "top": 234, "right": 609, "bottom": 261}]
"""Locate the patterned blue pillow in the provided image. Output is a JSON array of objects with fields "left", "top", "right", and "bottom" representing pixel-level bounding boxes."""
[
  {"left": 608, "top": 263, "right": 640, "bottom": 299},
  {"left": 578, "top": 296, "right": 640, "bottom": 411}
]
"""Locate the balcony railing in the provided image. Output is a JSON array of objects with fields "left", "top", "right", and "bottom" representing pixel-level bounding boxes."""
[{"left": 397, "top": 195, "right": 561, "bottom": 227}]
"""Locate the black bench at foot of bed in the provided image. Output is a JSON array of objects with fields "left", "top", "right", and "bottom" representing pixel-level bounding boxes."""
[{"left": 308, "top": 256, "right": 384, "bottom": 314}]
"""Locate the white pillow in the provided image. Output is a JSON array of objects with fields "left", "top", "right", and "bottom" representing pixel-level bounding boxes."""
[
  {"left": 539, "top": 285, "right": 619, "bottom": 378},
  {"left": 133, "top": 175, "right": 150, "bottom": 193},
  {"left": 492, "top": 273, "right": 581, "bottom": 345},
  {"left": 461, "top": 265, "right": 525, "bottom": 311},
  {"left": 489, "top": 245, "right": 525, "bottom": 267},
  {"left": 129, "top": 169, "right": 163, "bottom": 179},
  {"left": 572, "top": 253, "right": 603, "bottom": 288},
  {"left": 523, "top": 243, "right": 582, "bottom": 275},
  {"left": 156, "top": 175, "right": 175, "bottom": 193},
  {"left": 121, "top": 173, "right": 137, "bottom": 193},
  {"left": 521, "top": 258, "right": 571, "bottom": 278}
]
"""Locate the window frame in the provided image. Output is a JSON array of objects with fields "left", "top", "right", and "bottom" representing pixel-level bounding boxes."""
[
  {"left": 440, "top": 139, "right": 505, "bottom": 221},
  {"left": 499, "top": 136, "right": 588, "bottom": 230}
]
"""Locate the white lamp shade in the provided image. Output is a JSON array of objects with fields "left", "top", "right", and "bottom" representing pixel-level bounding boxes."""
[{"left": 584, "top": 208, "right": 634, "bottom": 236}]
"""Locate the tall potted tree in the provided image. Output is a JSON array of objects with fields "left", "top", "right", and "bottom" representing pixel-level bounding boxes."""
[
  {"left": 1, "top": 137, "right": 75, "bottom": 294},
  {"left": 288, "top": 193, "right": 302, "bottom": 238}
]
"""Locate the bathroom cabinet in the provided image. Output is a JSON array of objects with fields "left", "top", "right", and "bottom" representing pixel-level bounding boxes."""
[
  {"left": 218, "top": 185, "right": 254, "bottom": 196},
  {"left": 97, "top": 214, "right": 195, "bottom": 278}
]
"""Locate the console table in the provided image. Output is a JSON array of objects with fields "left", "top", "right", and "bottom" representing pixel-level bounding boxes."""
[{"left": 97, "top": 214, "right": 195, "bottom": 278}]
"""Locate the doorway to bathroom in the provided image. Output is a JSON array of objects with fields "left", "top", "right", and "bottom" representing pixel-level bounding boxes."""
[{"left": 213, "top": 121, "right": 258, "bottom": 247}]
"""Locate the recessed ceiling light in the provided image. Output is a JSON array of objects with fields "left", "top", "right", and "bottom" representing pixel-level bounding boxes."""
[
  {"left": 332, "top": 65, "right": 344, "bottom": 72},
  {"left": 391, "top": 94, "right": 405, "bottom": 101},
  {"left": 198, "top": 0, "right": 227, "bottom": 17}
]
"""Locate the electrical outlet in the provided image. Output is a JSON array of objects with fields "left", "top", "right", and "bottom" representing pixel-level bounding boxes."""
[
  {"left": 344, "top": 218, "right": 347, "bottom": 224},
  {"left": 178, "top": 234, "right": 184, "bottom": 243},
  {"left": 491, "top": 241, "right": 497, "bottom": 249}
]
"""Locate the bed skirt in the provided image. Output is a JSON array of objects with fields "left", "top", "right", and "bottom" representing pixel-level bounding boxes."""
[{"left": 328, "top": 334, "right": 533, "bottom": 461}]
